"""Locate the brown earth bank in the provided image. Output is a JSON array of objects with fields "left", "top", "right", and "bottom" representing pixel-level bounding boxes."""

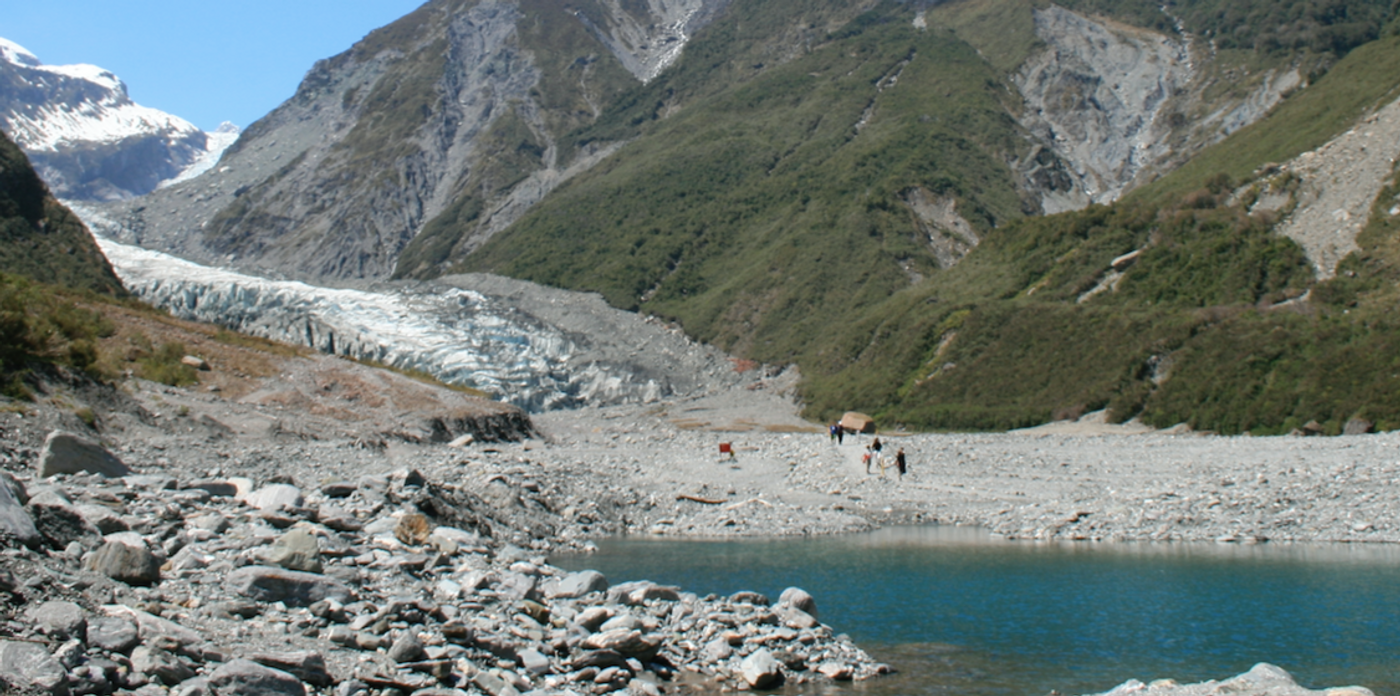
[{"left": 0, "top": 352, "right": 1388, "bottom": 696}]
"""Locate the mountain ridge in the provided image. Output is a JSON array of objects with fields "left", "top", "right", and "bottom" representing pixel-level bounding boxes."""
[{"left": 0, "top": 38, "right": 239, "bottom": 201}]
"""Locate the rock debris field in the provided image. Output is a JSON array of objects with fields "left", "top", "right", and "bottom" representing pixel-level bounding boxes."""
[{"left": 0, "top": 368, "right": 1391, "bottom": 696}]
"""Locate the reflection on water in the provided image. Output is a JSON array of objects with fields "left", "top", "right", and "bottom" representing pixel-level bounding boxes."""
[{"left": 551, "top": 527, "right": 1400, "bottom": 696}]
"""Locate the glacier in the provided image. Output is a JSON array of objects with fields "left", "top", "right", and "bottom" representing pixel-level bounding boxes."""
[{"left": 91, "top": 234, "right": 742, "bottom": 413}]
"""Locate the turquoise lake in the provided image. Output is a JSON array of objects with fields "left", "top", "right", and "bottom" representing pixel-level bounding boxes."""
[{"left": 550, "top": 526, "right": 1400, "bottom": 696}]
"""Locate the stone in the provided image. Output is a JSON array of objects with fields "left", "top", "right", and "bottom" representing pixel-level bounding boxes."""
[
  {"left": 702, "top": 638, "right": 731, "bottom": 662},
  {"left": 38, "top": 430, "right": 132, "bottom": 478},
  {"left": 30, "top": 502, "right": 101, "bottom": 549},
  {"left": 320, "top": 481, "right": 356, "bottom": 498},
  {"left": 24, "top": 600, "right": 88, "bottom": 642},
  {"left": 776, "top": 605, "right": 820, "bottom": 629},
  {"left": 728, "top": 590, "right": 770, "bottom": 606},
  {"left": 394, "top": 513, "right": 434, "bottom": 545},
  {"left": 815, "top": 662, "right": 853, "bottom": 680},
  {"left": 740, "top": 648, "right": 783, "bottom": 689},
  {"left": 576, "top": 606, "right": 612, "bottom": 632},
  {"left": 174, "top": 677, "right": 215, "bottom": 696},
  {"left": 84, "top": 540, "right": 160, "bottom": 584},
  {"left": 103, "top": 605, "right": 205, "bottom": 647},
  {"left": 580, "top": 629, "right": 660, "bottom": 660},
  {"left": 472, "top": 671, "right": 520, "bottom": 696},
  {"left": 208, "top": 659, "right": 307, "bottom": 696},
  {"left": 86, "top": 615, "right": 139, "bottom": 653},
  {"left": 226, "top": 566, "right": 353, "bottom": 606},
  {"left": 609, "top": 580, "right": 680, "bottom": 605},
  {"left": 76, "top": 503, "right": 129, "bottom": 534},
  {"left": 0, "top": 472, "right": 39, "bottom": 547},
  {"left": 260, "top": 527, "right": 323, "bottom": 573},
  {"left": 131, "top": 645, "right": 196, "bottom": 685},
  {"left": 184, "top": 479, "right": 238, "bottom": 497},
  {"left": 0, "top": 639, "right": 69, "bottom": 695},
  {"left": 250, "top": 651, "right": 332, "bottom": 687},
  {"left": 517, "top": 647, "right": 552, "bottom": 675},
  {"left": 387, "top": 630, "right": 427, "bottom": 663},
  {"left": 570, "top": 649, "right": 628, "bottom": 670},
  {"left": 181, "top": 355, "right": 210, "bottom": 370},
  {"left": 778, "top": 587, "right": 818, "bottom": 619},
  {"left": 243, "top": 484, "right": 303, "bottom": 511},
  {"left": 547, "top": 569, "right": 609, "bottom": 599},
  {"left": 1344, "top": 417, "right": 1374, "bottom": 435},
  {"left": 495, "top": 571, "right": 538, "bottom": 601}
]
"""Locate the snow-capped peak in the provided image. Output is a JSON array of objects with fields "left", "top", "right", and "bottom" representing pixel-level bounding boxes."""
[
  {"left": 0, "top": 37, "right": 41, "bottom": 67},
  {"left": 0, "top": 36, "right": 235, "bottom": 200}
]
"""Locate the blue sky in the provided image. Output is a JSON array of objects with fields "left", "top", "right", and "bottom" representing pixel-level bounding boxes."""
[{"left": 5, "top": 1, "right": 426, "bottom": 131}]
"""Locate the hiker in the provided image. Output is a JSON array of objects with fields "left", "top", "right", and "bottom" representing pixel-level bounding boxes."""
[
  {"left": 829, "top": 423, "right": 840, "bottom": 443},
  {"left": 895, "top": 447, "right": 907, "bottom": 480},
  {"left": 862, "top": 448, "right": 872, "bottom": 474},
  {"left": 871, "top": 437, "right": 883, "bottom": 472},
  {"left": 836, "top": 423, "right": 845, "bottom": 445}
]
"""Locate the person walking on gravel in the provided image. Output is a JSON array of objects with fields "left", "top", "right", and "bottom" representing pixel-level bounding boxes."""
[
  {"left": 895, "top": 447, "right": 907, "bottom": 480},
  {"left": 871, "top": 437, "right": 883, "bottom": 473}
]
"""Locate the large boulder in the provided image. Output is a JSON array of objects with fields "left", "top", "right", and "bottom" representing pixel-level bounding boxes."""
[
  {"left": 37, "top": 430, "right": 131, "bottom": 478},
  {"left": 778, "top": 587, "right": 818, "bottom": 619}
]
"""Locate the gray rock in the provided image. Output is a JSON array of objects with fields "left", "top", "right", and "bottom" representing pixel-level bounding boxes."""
[
  {"left": 24, "top": 600, "right": 88, "bottom": 641},
  {"left": 0, "top": 472, "right": 39, "bottom": 547},
  {"left": 728, "top": 590, "right": 770, "bottom": 606},
  {"left": 1344, "top": 418, "right": 1374, "bottom": 435},
  {"left": 776, "top": 605, "right": 819, "bottom": 629},
  {"left": 103, "top": 605, "right": 205, "bottom": 647},
  {"left": 184, "top": 479, "right": 238, "bottom": 497},
  {"left": 546, "top": 569, "right": 609, "bottom": 599},
  {"left": 242, "top": 484, "right": 303, "bottom": 512},
  {"left": 0, "top": 639, "right": 70, "bottom": 695},
  {"left": 517, "top": 647, "right": 552, "bottom": 675},
  {"left": 610, "top": 580, "right": 681, "bottom": 605},
  {"left": 84, "top": 540, "right": 160, "bottom": 584},
  {"left": 495, "top": 571, "right": 538, "bottom": 601},
  {"left": 38, "top": 430, "right": 132, "bottom": 478},
  {"left": 249, "top": 651, "right": 332, "bottom": 687},
  {"left": 131, "top": 645, "right": 196, "bottom": 685},
  {"left": 122, "top": 474, "right": 176, "bottom": 490},
  {"left": 778, "top": 587, "right": 818, "bottom": 619},
  {"left": 226, "top": 566, "right": 352, "bottom": 606},
  {"left": 740, "top": 648, "right": 783, "bottom": 689},
  {"left": 76, "top": 503, "right": 129, "bottom": 534},
  {"left": 87, "top": 615, "right": 140, "bottom": 653},
  {"left": 174, "top": 677, "right": 215, "bottom": 696},
  {"left": 259, "top": 527, "right": 322, "bottom": 573},
  {"left": 472, "top": 670, "right": 520, "bottom": 696},
  {"left": 702, "top": 638, "right": 731, "bottom": 662},
  {"left": 30, "top": 502, "right": 101, "bottom": 549},
  {"left": 387, "top": 630, "right": 426, "bottom": 663},
  {"left": 580, "top": 629, "right": 661, "bottom": 660},
  {"left": 208, "top": 658, "right": 307, "bottom": 696}
]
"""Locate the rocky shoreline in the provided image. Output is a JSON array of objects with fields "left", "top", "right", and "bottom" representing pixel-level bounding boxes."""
[{"left": 0, "top": 370, "right": 1392, "bottom": 696}]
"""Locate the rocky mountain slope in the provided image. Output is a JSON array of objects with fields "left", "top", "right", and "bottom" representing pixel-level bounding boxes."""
[
  {"left": 71, "top": 0, "right": 1400, "bottom": 434},
  {"left": 0, "top": 39, "right": 238, "bottom": 201}
]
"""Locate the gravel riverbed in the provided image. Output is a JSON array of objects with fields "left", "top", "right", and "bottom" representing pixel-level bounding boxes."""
[{"left": 0, "top": 369, "right": 1389, "bottom": 696}]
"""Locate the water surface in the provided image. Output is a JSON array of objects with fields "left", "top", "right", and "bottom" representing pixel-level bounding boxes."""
[{"left": 552, "top": 527, "right": 1400, "bottom": 696}]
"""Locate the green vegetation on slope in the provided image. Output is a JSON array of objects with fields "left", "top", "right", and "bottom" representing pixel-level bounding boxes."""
[
  {"left": 0, "top": 130, "right": 124, "bottom": 295},
  {"left": 460, "top": 1, "right": 1034, "bottom": 359},
  {"left": 803, "top": 34, "right": 1400, "bottom": 435}
]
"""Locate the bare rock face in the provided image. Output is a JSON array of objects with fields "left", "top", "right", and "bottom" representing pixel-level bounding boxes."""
[{"left": 1013, "top": 6, "right": 1192, "bottom": 210}]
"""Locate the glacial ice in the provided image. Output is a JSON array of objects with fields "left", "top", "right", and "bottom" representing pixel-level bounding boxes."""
[{"left": 95, "top": 237, "right": 669, "bottom": 412}]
